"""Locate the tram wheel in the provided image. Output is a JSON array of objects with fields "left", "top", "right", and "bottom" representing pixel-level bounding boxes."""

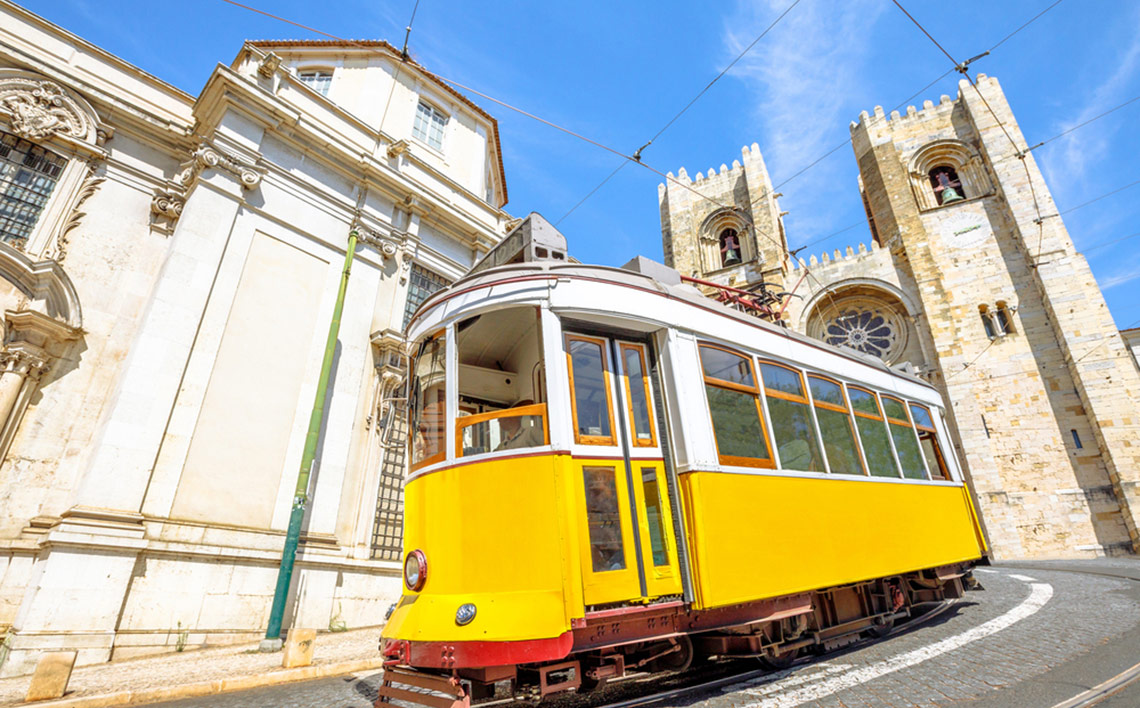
[
  {"left": 867, "top": 615, "right": 895, "bottom": 638},
  {"left": 648, "top": 636, "right": 694, "bottom": 673},
  {"left": 759, "top": 645, "right": 799, "bottom": 670}
]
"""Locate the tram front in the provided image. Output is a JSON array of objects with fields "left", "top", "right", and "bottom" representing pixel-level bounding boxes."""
[{"left": 381, "top": 302, "right": 581, "bottom": 675}]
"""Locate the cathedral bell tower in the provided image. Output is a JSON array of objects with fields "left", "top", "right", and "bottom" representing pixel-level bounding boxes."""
[
  {"left": 658, "top": 143, "right": 788, "bottom": 293},
  {"left": 851, "top": 75, "right": 1140, "bottom": 559}
]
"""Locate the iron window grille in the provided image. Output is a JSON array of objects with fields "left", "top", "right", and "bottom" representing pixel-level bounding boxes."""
[{"left": 0, "top": 131, "right": 67, "bottom": 249}]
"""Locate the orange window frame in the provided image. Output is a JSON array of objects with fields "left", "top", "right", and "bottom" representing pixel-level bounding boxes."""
[
  {"left": 758, "top": 360, "right": 810, "bottom": 404},
  {"left": 807, "top": 373, "right": 868, "bottom": 475},
  {"left": 847, "top": 385, "right": 885, "bottom": 422},
  {"left": 565, "top": 334, "right": 617, "bottom": 446},
  {"left": 409, "top": 330, "right": 447, "bottom": 473},
  {"left": 698, "top": 343, "right": 774, "bottom": 469},
  {"left": 619, "top": 343, "right": 657, "bottom": 448},
  {"left": 881, "top": 395, "right": 915, "bottom": 428},
  {"left": 910, "top": 402, "right": 951, "bottom": 480},
  {"left": 454, "top": 403, "right": 549, "bottom": 457}
]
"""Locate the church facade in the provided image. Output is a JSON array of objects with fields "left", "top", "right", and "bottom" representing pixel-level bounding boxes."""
[
  {"left": 0, "top": 3, "right": 510, "bottom": 675},
  {"left": 660, "top": 74, "right": 1140, "bottom": 562}
]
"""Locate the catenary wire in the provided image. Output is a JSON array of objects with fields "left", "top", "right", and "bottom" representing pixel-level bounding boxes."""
[
  {"left": 752, "top": 0, "right": 1067, "bottom": 255},
  {"left": 556, "top": 0, "right": 804, "bottom": 225}
]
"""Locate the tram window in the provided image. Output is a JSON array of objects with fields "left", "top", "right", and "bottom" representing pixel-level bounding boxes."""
[
  {"left": 409, "top": 331, "right": 447, "bottom": 471},
  {"left": 808, "top": 376, "right": 866, "bottom": 476},
  {"left": 455, "top": 308, "right": 548, "bottom": 457},
  {"left": 847, "top": 387, "right": 901, "bottom": 478},
  {"left": 882, "top": 396, "right": 928, "bottom": 480},
  {"left": 759, "top": 363, "right": 824, "bottom": 472},
  {"left": 910, "top": 403, "right": 951, "bottom": 480},
  {"left": 621, "top": 344, "right": 657, "bottom": 447},
  {"left": 641, "top": 468, "right": 670, "bottom": 566},
  {"left": 567, "top": 335, "right": 616, "bottom": 445},
  {"left": 699, "top": 344, "right": 773, "bottom": 468},
  {"left": 583, "top": 466, "right": 626, "bottom": 572}
]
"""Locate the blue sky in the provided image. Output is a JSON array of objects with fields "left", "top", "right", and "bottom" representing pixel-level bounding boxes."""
[{"left": 22, "top": 0, "right": 1140, "bottom": 330}]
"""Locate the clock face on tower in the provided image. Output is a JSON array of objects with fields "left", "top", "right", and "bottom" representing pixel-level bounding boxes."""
[{"left": 939, "top": 211, "right": 993, "bottom": 248}]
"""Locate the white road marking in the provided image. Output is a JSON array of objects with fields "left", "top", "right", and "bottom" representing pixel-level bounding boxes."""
[
  {"left": 739, "top": 664, "right": 853, "bottom": 696},
  {"left": 1009, "top": 573, "right": 1037, "bottom": 582},
  {"left": 973, "top": 568, "right": 997, "bottom": 574},
  {"left": 741, "top": 581, "right": 1054, "bottom": 708}
]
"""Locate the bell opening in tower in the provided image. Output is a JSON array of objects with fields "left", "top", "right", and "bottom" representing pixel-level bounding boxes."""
[
  {"left": 719, "top": 228, "right": 741, "bottom": 266},
  {"left": 929, "top": 166, "right": 965, "bottom": 205}
]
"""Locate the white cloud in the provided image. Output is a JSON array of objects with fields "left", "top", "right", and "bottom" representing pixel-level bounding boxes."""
[
  {"left": 722, "top": 0, "right": 884, "bottom": 239},
  {"left": 1040, "top": 9, "right": 1140, "bottom": 193}
]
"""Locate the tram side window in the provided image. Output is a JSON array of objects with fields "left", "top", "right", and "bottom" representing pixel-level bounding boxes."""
[
  {"left": 848, "top": 387, "right": 901, "bottom": 478},
  {"left": 910, "top": 403, "right": 951, "bottom": 480},
  {"left": 759, "top": 363, "right": 824, "bottom": 472},
  {"left": 455, "top": 307, "right": 548, "bottom": 457},
  {"left": 409, "top": 332, "right": 447, "bottom": 470},
  {"left": 566, "top": 335, "right": 616, "bottom": 445},
  {"left": 882, "top": 396, "right": 928, "bottom": 480},
  {"left": 699, "top": 344, "right": 773, "bottom": 468},
  {"left": 808, "top": 376, "right": 866, "bottom": 476},
  {"left": 641, "top": 468, "right": 670, "bottom": 566}
]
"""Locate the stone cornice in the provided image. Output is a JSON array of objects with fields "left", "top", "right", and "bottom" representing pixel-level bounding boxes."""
[{"left": 194, "top": 64, "right": 508, "bottom": 251}]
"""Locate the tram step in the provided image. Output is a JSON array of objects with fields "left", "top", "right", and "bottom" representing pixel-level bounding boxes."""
[{"left": 375, "top": 668, "right": 470, "bottom": 708}]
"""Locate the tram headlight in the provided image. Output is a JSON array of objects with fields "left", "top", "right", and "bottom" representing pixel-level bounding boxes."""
[
  {"left": 455, "top": 603, "right": 477, "bottom": 626},
  {"left": 404, "top": 550, "right": 427, "bottom": 591}
]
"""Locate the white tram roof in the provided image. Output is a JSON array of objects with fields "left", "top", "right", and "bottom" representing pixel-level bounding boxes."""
[{"left": 407, "top": 255, "right": 941, "bottom": 407}]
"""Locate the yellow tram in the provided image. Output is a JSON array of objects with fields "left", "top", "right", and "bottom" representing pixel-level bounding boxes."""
[{"left": 379, "top": 215, "right": 987, "bottom": 705}]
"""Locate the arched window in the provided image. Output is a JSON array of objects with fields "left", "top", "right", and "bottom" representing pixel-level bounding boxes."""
[
  {"left": 928, "top": 166, "right": 965, "bottom": 205},
  {"left": 719, "top": 227, "right": 741, "bottom": 266}
]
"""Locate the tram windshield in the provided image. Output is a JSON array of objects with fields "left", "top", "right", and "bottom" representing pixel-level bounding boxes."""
[
  {"left": 456, "top": 307, "right": 548, "bottom": 457},
  {"left": 409, "top": 332, "right": 447, "bottom": 470}
]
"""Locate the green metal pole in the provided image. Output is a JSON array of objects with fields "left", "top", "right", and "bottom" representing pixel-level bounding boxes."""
[{"left": 262, "top": 229, "right": 358, "bottom": 649}]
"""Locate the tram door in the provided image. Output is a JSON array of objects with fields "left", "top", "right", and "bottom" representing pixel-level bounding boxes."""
[{"left": 565, "top": 332, "right": 683, "bottom": 606}]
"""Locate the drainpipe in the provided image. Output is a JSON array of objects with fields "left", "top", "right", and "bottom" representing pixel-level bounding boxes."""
[{"left": 261, "top": 228, "right": 359, "bottom": 651}]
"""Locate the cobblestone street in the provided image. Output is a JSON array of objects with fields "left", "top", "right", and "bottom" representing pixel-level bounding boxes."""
[{"left": 144, "top": 561, "right": 1140, "bottom": 708}]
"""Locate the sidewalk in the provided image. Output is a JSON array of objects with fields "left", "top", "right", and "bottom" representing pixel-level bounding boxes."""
[{"left": 0, "top": 627, "right": 384, "bottom": 707}]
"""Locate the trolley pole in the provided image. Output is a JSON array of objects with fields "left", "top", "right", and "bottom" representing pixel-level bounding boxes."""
[{"left": 260, "top": 229, "right": 358, "bottom": 651}]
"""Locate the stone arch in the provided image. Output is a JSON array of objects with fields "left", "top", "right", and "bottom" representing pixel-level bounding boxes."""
[
  {"left": 802, "top": 279, "right": 924, "bottom": 367},
  {"left": 907, "top": 139, "right": 992, "bottom": 211},
  {"left": 697, "top": 207, "right": 753, "bottom": 272},
  {"left": 0, "top": 69, "right": 102, "bottom": 147}
]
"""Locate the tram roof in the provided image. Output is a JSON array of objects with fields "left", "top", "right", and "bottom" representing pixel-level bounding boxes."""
[{"left": 412, "top": 257, "right": 933, "bottom": 391}]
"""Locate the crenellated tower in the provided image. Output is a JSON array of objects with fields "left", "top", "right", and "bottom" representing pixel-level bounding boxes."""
[
  {"left": 845, "top": 75, "right": 1140, "bottom": 558},
  {"left": 658, "top": 143, "right": 788, "bottom": 292}
]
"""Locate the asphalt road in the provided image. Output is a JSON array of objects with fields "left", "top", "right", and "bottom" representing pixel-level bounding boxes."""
[{"left": 146, "top": 559, "right": 1140, "bottom": 708}]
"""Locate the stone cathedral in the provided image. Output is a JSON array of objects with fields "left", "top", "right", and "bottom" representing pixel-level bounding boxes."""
[{"left": 659, "top": 74, "right": 1140, "bottom": 560}]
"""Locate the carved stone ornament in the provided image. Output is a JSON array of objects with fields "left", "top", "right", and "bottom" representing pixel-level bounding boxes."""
[
  {"left": 257, "top": 52, "right": 282, "bottom": 79},
  {"left": 152, "top": 142, "right": 263, "bottom": 234},
  {"left": 0, "top": 78, "right": 89, "bottom": 141},
  {"left": 386, "top": 139, "right": 409, "bottom": 159},
  {"left": 174, "top": 143, "right": 263, "bottom": 191},
  {"left": 354, "top": 223, "right": 404, "bottom": 260},
  {"left": 0, "top": 346, "right": 50, "bottom": 381},
  {"left": 45, "top": 161, "right": 105, "bottom": 263}
]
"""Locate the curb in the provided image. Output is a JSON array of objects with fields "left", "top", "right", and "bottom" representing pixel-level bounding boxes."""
[{"left": 18, "top": 657, "right": 386, "bottom": 707}]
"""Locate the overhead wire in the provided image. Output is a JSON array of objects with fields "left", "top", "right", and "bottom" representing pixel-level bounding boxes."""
[
  {"left": 220, "top": 0, "right": 1079, "bottom": 330},
  {"left": 890, "top": 0, "right": 1138, "bottom": 381},
  {"left": 556, "top": 0, "right": 805, "bottom": 225},
  {"left": 750, "top": 0, "right": 1067, "bottom": 257}
]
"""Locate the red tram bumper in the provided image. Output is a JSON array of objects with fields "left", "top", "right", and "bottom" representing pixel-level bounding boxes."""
[{"left": 382, "top": 631, "right": 574, "bottom": 669}]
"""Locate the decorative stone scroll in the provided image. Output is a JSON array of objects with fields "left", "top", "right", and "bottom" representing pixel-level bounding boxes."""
[
  {"left": 151, "top": 142, "right": 264, "bottom": 234},
  {"left": 44, "top": 161, "right": 105, "bottom": 263},
  {"left": 0, "top": 77, "right": 91, "bottom": 142}
]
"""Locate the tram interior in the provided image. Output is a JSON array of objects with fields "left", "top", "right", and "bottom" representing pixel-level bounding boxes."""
[{"left": 456, "top": 306, "right": 547, "bottom": 456}]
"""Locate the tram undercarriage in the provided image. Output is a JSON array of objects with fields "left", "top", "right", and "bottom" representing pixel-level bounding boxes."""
[{"left": 376, "top": 563, "right": 973, "bottom": 707}]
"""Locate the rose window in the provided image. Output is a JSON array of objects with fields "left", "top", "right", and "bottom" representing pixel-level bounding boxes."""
[{"left": 824, "top": 309, "right": 900, "bottom": 360}]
